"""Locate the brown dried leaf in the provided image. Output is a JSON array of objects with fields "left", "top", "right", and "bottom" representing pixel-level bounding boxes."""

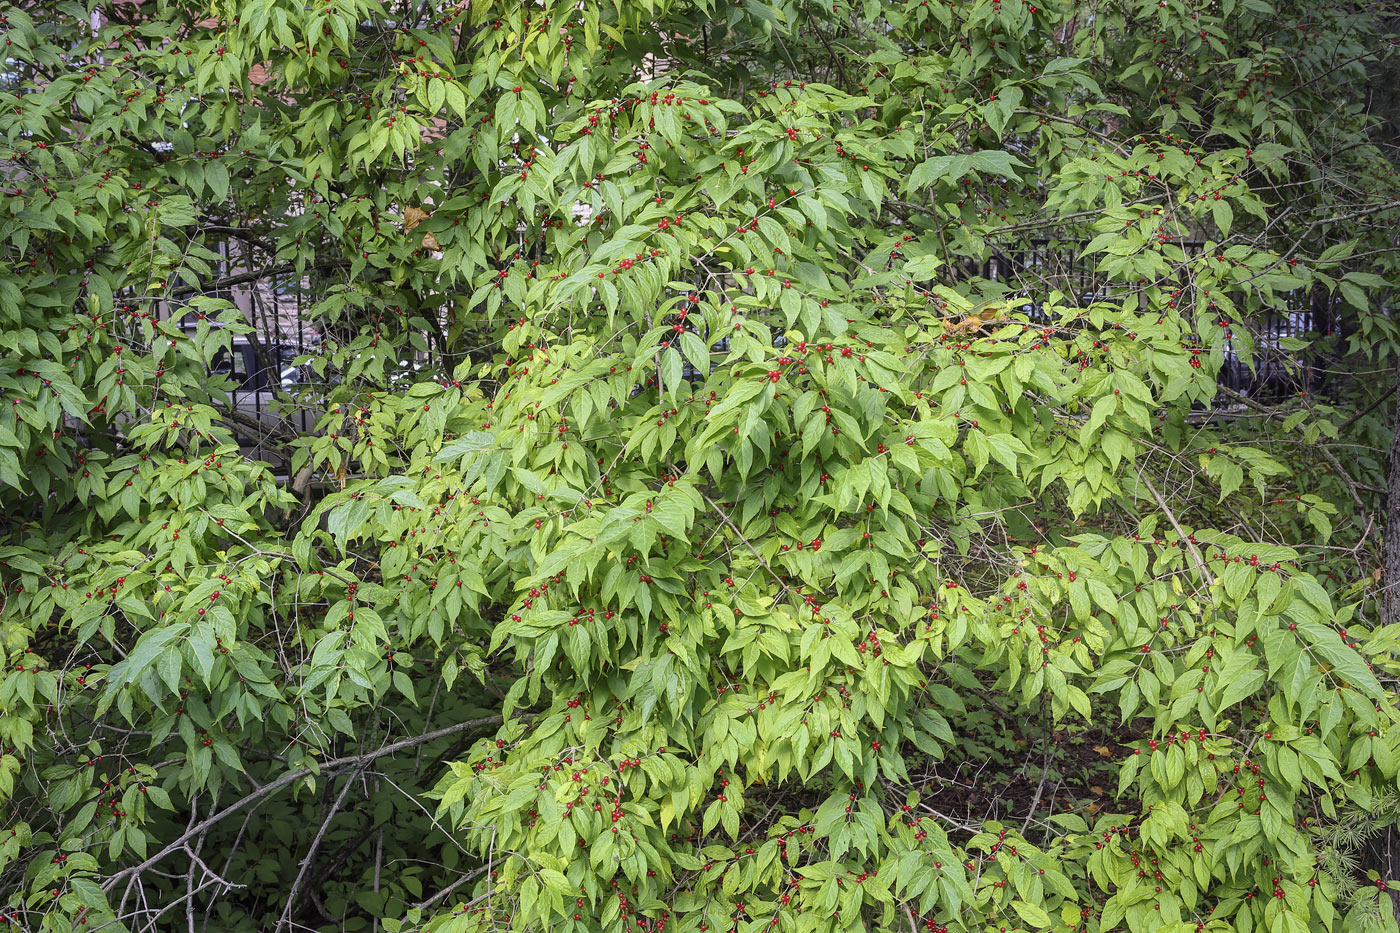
[{"left": 403, "top": 206, "right": 430, "bottom": 233}]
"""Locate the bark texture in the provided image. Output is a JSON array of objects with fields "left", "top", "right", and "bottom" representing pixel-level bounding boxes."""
[{"left": 1384, "top": 375, "right": 1400, "bottom": 627}]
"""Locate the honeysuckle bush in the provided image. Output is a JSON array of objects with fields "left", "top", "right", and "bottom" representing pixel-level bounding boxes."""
[{"left": 2, "top": 0, "right": 1400, "bottom": 931}]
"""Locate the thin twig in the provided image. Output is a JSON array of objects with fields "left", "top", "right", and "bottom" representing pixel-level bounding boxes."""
[
  {"left": 276, "top": 765, "right": 363, "bottom": 933},
  {"left": 413, "top": 866, "right": 489, "bottom": 913},
  {"left": 1136, "top": 468, "right": 1215, "bottom": 586}
]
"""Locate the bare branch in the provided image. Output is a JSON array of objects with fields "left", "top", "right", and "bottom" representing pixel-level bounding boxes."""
[{"left": 103, "top": 714, "right": 510, "bottom": 894}]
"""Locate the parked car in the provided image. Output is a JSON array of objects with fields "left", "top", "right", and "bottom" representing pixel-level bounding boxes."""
[
  {"left": 209, "top": 338, "right": 310, "bottom": 394},
  {"left": 204, "top": 335, "right": 319, "bottom": 461}
]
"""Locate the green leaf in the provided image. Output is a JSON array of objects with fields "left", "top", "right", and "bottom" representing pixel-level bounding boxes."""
[
  {"left": 986, "top": 86, "right": 1024, "bottom": 138},
  {"left": 661, "top": 346, "right": 683, "bottom": 394},
  {"left": 1212, "top": 199, "right": 1233, "bottom": 238},
  {"left": 1011, "top": 900, "right": 1052, "bottom": 929},
  {"left": 110, "top": 625, "right": 188, "bottom": 690},
  {"left": 434, "top": 431, "right": 499, "bottom": 462},
  {"left": 907, "top": 150, "right": 1028, "bottom": 189},
  {"left": 680, "top": 331, "right": 710, "bottom": 374},
  {"left": 393, "top": 670, "right": 418, "bottom": 706},
  {"left": 206, "top": 160, "right": 230, "bottom": 201},
  {"left": 1295, "top": 620, "right": 1385, "bottom": 698},
  {"left": 1217, "top": 668, "right": 1265, "bottom": 711}
]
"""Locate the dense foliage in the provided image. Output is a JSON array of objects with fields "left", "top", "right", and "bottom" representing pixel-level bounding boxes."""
[{"left": 1, "top": 0, "right": 1399, "bottom": 931}]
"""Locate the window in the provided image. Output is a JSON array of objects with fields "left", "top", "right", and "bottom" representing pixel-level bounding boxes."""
[{"left": 0, "top": 57, "right": 22, "bottom": 91}]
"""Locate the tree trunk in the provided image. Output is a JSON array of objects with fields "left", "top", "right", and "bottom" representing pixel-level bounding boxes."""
[
  {"left": 1382, "top": 369, "right": 1400, "bottom": 928},
  {"left": 1384, "top": 373, "right": 1400, "bottom": 627}
]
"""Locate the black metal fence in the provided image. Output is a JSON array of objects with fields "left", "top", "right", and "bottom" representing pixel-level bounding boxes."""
[
  {"left": 154, "top": 240, "right": 322, "bottom": 465},
  {"left": 977, "top": 239, "right": 1340, "bottom": 404},
  {"left": 189, "top": 237, "right": 1340, "bottom": 449}
]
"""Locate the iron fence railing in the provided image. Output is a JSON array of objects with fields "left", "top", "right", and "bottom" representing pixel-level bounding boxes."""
[
  {"left": 978, "top": 239, "right": 1340, "bottom": 404},
  {"left": 169, "top": 237, "right": 1343, "bottom": 450}
]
